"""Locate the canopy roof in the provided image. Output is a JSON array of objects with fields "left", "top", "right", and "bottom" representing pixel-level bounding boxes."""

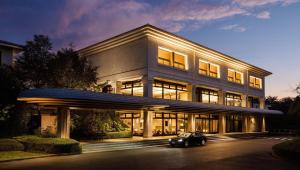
[{"left": 18, "top": 88, "right": 282, "bottom": 115}]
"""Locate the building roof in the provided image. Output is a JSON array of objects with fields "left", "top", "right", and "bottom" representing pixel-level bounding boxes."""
[
  {"left": 0, "top": 40, "right": 24, "bottom": 49},
  {"left": 18, "top": 88, "right": 282, "bottom": 115},
  {"left": 79, "top": 24, "right": 272, "bottom": 76}
]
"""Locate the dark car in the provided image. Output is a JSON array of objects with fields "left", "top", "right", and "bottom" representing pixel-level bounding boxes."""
[{"left": 168, "top": 132, "right": 207, "bottom": 147}]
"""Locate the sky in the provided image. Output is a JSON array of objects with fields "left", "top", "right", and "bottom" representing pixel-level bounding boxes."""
[{"left": 1, "top": 0, "right": 300, "bottom": 98}]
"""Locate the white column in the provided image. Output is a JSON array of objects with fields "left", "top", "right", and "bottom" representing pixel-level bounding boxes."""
[
  {"left": 143, "top": 110, "right": 153, "bottom": 138},
  {"left": 187, "top": 114, "right": 195, "bottom": 132},
  {"left": 242, "top": 115, "right": 248, "bottom": 133},
  {"left": 218, "top": 113, "right": 226, "bottom": 134},
  {"left": 57, "top": 108, "right": 71, "bottom": 139}
]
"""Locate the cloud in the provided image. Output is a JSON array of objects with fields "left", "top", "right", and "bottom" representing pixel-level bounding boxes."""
[
  {"left": 233, "top": 0, "right": 299, "bottom": 7},
  {"left": 220, "top": 24, "right": 246, "bottom": 32},
  {"left": 256, "top": 11, "right": 271, "bottom": 19}
]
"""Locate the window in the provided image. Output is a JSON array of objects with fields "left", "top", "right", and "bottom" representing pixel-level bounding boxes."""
[
  {"left": 228, "top": 69, "right": 243, "bottom": 84},
  {"left": 120, "top": 80, "right": 143, "bottom": 96},
  {"left": 248, "top": 96, "right": 260, "bottom": 108},
  {"left": 153, "top": 80, "right": 188, "bottom": 101},
  {"left": 158, "top": 47, "right": 187, "bottom": 70},
  {"left": 199, "top": 60, "right": 220, "bottom": 78},
  {"left": 225, "top": 93, "right": 242, "bottom": 107},
  {"left": 249, "top": 76, "right": 262, "bottom": 89},
  {"left": 196, "top": 88, "right": 219, "bottom": 104}
]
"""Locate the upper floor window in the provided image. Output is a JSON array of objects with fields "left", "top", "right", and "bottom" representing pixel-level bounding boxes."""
[
  {"left": 120, "top": 80, "right": 143, "bottom": 96},
  {"left": 199, "top": 60, "right": 220, "bottom": 78},
  {"left": 249, "top": 76, "right": 262, "bottom": 89},
  {"left": 196, "top": 87, "right": 219, "bottom": 104},
  {"left": 152, "top": 79, "right": 188, "bottom": 101},
  {"left": 247, "top": 96, "right": 260, "bottom": 108},
  {"left": 225, "top": 93, "right": 242, "bottom": 107},
  {"left": 228, "top": 69, "right": 243, "bottom": 84},
  {"left": 158, "top": 47, "right": 187, "bottom": 70}
]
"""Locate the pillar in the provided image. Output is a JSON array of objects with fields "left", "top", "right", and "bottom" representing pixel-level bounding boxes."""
[
  {"left": 187, "top": 114, "right": 195, "bottom": 132},
  {"left": 218, "top": 90, "right": 224, "bottom": 105},
  {"left": 242, "top": 114, "right": 248, "bottom": 133},
  {"left": 218, "top": 113, "right": 226, "bottom": 134},
  {"left": 260, "top": 115, "right": 266, "bottom": 132},
  {"left": 187, "top": 84, "right": 196, "bottom": 102},
  {"left": 143, "top": 110, "right": 153, "bottom": 138},
  {"left": 259, "top": 97, "right": 265, "bottom": 109},
  {"left": 57, "top": 108, "right": 71, "bottom": 138}
]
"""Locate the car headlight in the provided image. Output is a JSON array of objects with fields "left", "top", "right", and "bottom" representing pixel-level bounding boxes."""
[
  {"left": 168, "top": 139, "right": 172, "bottom": 142},
  {"left": 178, "top": 139, "right": 183, "bottom": 142}
]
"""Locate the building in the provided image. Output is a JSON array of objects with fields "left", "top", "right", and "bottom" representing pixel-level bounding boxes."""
[
  {"left": 0, "top": 40, "right": 23, "bottom": 65},
  {"left": 18, "top": 24, "right": 282, "bottom": 138}
]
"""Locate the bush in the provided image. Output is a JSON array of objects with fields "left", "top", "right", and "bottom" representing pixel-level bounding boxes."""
[
  {"left": 104, "top": 131, "right": 132, "bottom": 139},
  {"left": 272, "top": 138, "right": 300, "bottom": 160},
  {"left": 14, "top": 135, "right": 81, "bottom": 154},
  {"left": 0, "top": 139, "right": 24, "bottom": 151}
]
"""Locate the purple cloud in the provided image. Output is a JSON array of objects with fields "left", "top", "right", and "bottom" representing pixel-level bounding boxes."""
[
  {"left": 256, "top": 11, "right": 271, "bottom": 19},
  {"left": 220, "top": 24, "right": 246, "bottom": 32}
]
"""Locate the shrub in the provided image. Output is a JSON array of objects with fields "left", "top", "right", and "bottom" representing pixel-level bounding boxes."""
[
  {"left": 14, "top": 135, "right": 81, "bottom": 154},
  {"left": 272, "top": 138, "right": 300, "bottom": 160},
  {"left": 0, "top": 139, "right": 24, "bottom": 151},
  {"left": 104, "top": 131, "right": 132, "bottom": 139}
]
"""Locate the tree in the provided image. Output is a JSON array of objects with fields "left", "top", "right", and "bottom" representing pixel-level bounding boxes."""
[
  {"left": 48, "top": 47, "right": 98, "bottom": 89},
  {"left": 15, "top": 35, "right": 53, "bottom": 88}
]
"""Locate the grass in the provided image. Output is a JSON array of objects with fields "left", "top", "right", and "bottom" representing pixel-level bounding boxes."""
[
  {"left": 0, "top": 151, "right": 49, "bottom": 161},
  {"left": 272, "top": 138, "right": 300, "bottom": 160},
  {"left": 14, "top": 135, "right": 79, "bottom": 145},
  {"left": 0, "top": 139, "right": 24, "bottom": 151}
]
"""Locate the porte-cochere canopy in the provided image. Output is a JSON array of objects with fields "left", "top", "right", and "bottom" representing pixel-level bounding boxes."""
[{"left": 18, "top": 88, "right": 282, "bottom": 115}]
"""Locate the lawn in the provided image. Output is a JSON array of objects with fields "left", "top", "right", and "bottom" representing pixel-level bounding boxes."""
[{"left": 0, "top": 151, "right": 49, "bottom": 161}]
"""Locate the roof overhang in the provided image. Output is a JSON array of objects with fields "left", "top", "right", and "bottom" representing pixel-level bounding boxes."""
[{"left": 18, "top": 88, "right": 282, "bottom": 115}]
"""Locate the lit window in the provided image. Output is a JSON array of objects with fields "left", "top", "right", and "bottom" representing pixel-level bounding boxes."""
[
  {"left": 225, "top": 93, "right": 242, "bottom": 107},
  {"left": 158, "top": 47, "right": 187, "bottom": 70},
  {"left": 227, "top": 69, "right": 243, "bottom": 84},
  {"left": 196, "top": 88, "right": 219, "bottom": 104},
  {"left": 199, "top": 60, "right": 220, "bottom": 78},
  {"left": 120, "top": 80, "right": 143, "bottom": 96},
  {"left": 249, "top": 76, "right": 262, "bottom": 89},
  {"left": 152, "top": 80, "right": 188, "bottom": 101}
]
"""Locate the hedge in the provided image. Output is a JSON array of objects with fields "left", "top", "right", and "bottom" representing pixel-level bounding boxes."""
[
  {"left": 0, "top": 139, "right": 24, "bottom": 151},
  {"left": 272, "top": 138, "right": 300, "bottom": 160},
  {"left": 14, "top": 136, "right": 81, "bottom": 154},
  {"left": 104, "top": 131, "right": 132, "bottom": 139}
]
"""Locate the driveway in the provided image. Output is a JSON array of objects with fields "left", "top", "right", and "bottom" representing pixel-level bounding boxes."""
[{"left": 0, "top": 138, "right": 299, "bottom": 170}]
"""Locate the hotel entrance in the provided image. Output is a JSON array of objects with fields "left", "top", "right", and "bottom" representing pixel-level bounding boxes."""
[
  {"left": 152, "top": 113, "right": 187, "bottom": 136},
  {"left": 195, "top": 114, "right": 219, "bottom": 134},
  {"left": 226, "top": 114, "right": 243, "bottom": 132}
]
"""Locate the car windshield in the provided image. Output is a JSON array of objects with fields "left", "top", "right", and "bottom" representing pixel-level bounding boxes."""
[{"left": 177, "top": 133, "right": 191, "bottom": 138}]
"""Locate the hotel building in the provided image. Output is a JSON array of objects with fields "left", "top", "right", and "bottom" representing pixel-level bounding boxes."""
[{"left": 19, "top": 24, "right": 281, "bottom": 138}]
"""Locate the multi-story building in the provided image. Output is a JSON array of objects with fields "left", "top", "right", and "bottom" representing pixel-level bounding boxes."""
[
  {"left": 0, "top": 40, "right": 23, "bottom": 65},
  {"left": 19, "top": 24, "right": 281, "bottom": 138}
]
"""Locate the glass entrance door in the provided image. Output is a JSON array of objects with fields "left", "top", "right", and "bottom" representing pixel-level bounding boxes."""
[{"left": 195, "top": 114, "right": 219, "bottom": 134}]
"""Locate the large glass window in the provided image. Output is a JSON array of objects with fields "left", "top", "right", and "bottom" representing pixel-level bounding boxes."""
[
  {"left": 195, "top": 114, "right": 219, "bottom": 134},
  {"left": 248, "top": 96, "right": 260, "bottom": 108},
  {"left": 225, "top": 93, "right": 242, "bottom": 107},
  {"left": 153, "top": 113, "right": 187, "bottom": 136},
  {"left": 153, "top": 80, "right": 188, "bottom": 101},
  {"left": 228, "top": 69, "right": 243, "bottom": 84},
  {"left": 120, "top": 113, "right": 143, "bottom": 136},
  {"left": 249, "top": 76, "right": 262, "bottom": 89},
  {"left": 199, "top": 60, "right": 220, "bottom": 78},
  {"left": 196, "top": 88, "right": 219, "bottom": 104},
  {"left": 120, "top": 80, "right": 143, "bottom": 96},
  {"left": 226, "top": 115, "right": 242, "bottom": 132},
  {"left": 158, "top": 47, "right": 187, "bottom": 70}
]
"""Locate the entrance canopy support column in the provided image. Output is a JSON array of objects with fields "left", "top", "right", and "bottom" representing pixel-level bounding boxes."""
[
  {"left": 219, "top": 113, "right": 226, "bottom": 134},
  {"left": 57, "top": 108, "right": 70, "bottom": 139},
  {"left": 143, "top": 110, "right": 153, "bottom": 138},
  {"left": 242, "top": 114, "right": 248, "bottom": 133},
  {"left": 187, "top": 114, "right": 195, "bottom": 132}
]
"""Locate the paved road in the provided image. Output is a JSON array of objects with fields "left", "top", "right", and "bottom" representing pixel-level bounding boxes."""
[{"left": 1, "top": 138, "right": 299, "bottom": 170}]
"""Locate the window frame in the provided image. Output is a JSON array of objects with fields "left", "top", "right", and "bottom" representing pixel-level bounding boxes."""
[
  {"left": 227, "top": 69, "right": 244, "bottom": 84},
  {"left": 249, "top": 76, "right": 262, "bottom": 89},
  {"left": 196, "top": 87, "right": 219, "bottom": 104},
  {"left": 225, "top": 93, "right": 242, "bottom": 107},
  {"left": 199, "top": 60, "right": 220, "bottom": 78},
  {"left": 158, "top": 47, "right": 188, "bottom": 70},
  {"left": 121, "top": 79, "right": 143, "bottom": 96},
  {"left": 153, "top": 79, "right": 188, "bottom": 100}
]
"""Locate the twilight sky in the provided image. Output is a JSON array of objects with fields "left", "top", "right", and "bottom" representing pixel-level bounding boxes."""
[{"left": 1, "top": 0, "right": 300, "bottom": 98}]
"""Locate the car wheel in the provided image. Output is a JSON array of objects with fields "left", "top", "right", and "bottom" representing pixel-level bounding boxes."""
[
  {"left": 201, "top": 139, "right": 206, "bottom": 146},
  {"left": 184, "top": 141, "right": 189, "bottom": 148}
]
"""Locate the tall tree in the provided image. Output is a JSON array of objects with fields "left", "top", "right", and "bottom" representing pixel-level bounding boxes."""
[
  {"left": 48, "top": 47, "right": 98, "bottom": 89},
  {"left": 15, "top": 35, "right": 53, "bottom": 88}
]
